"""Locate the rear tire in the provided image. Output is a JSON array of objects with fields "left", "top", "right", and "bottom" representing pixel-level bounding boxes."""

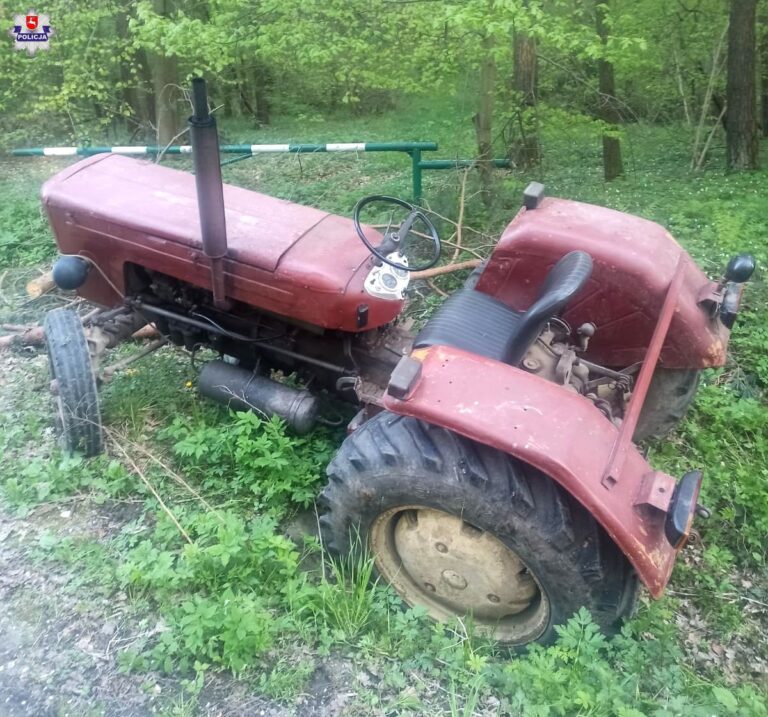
[
  {"left": 633, "top": 368, "right": 700, "bottom": 443},
  {"left": 320, "top": 412, "right": 638, "bottom": 647},
  {"left": 44, "top": 308, "right": 103, "bottom": 456}
]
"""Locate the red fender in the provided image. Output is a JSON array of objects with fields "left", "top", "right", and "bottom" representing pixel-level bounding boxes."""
[
  {"left": 383, "top": 345, "right": 694, "bottom": 598},
  {"left": 475, "top": 197, "right": 730, "bottom": 369}
]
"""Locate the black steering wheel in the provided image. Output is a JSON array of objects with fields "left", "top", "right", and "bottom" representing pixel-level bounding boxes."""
[{"left": 353, "top": 194, "right": 441, "bottom": 272}]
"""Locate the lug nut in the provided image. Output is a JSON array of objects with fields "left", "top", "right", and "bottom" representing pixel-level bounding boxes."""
[
  {"left": 435, "top": 542, "right": 448, "bottom": 553},
  {"left": 487, "top": 594, "right": 500, "bottom": 603},
  {"left": 424, "top": 582, "right": 436, "bottom": 592}
]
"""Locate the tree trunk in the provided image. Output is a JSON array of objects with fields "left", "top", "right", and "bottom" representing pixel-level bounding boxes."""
[
  {"left": 726, "top": 0, "right": 759, "bottom": 169},
  {"left": 473, "top": 35, "right": 497, "bottom": 204},
  {"left": 511, "top": 28, "right": 540, "bottom": 168},
  {"left": 595, "top": 1, "right": 623, "bottom": 181},
  {"left": 149, "top": 0, "right": 180, "bottom": 147},
  {"left": 115, "top": 11, "right": 151, "bottom": 134},
  {"left": 253, "top": 64, "right": 272, "bottom": 126},
  {"left": 759, "top": 15, "right": 768, "bottom": 136}
]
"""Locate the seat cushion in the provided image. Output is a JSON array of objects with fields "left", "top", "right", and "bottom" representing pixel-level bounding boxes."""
[{"left": 413, "top": 288, "right": 524, "bottom": 363}]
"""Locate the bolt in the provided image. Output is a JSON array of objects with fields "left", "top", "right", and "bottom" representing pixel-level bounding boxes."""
[
  {"left": 441, "top": 569, "right": 468, "bottom": 590},
  {"left": 487, "top": 593, "right": 500, "bottom": 603},
  {"left": 435, "top": 542, "right": 448, "bottom": 553},
  {"left": 522, "top": 357, "right": 541, "bottom": 371},
  {"left": 424, "top": 582, "right": 436, "bottom": 592}
]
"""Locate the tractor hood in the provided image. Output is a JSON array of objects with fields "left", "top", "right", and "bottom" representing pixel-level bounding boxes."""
[
  {"left": 41, "top": 155, "right": 400, "bottom": 332},
  {"left": 41, "top": 153, "right": 372, "bottom": 274}
]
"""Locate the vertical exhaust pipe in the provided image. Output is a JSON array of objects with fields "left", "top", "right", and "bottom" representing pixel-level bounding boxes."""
[{"left": 188, "top": 78, "right": 228, "bottom": 308}]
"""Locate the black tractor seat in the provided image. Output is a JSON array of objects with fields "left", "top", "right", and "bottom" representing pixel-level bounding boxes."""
[{"left": 413, "top": 251, "right": 593, "bottom": 366}]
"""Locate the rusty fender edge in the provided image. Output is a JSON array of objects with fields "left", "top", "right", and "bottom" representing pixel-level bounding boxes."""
[{"left": 382, "top": 345, "right": 696, "bottom": 598}]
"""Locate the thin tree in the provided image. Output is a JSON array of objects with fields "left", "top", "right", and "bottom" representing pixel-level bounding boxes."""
[
  {"left": 149, "top": 0, "right": 181, "bottom": 146},
  {"left": 725, "top": 0, "right": 759, "bottom": 168},
  {"left": 595, "top": 1, "right": 623, "bottom": 180},
  {"left": 759, "top": 13, "right": 768, "bottom": 137},
  {"left": 473, "top": 32, "right": 497, "bottom": 204},
  {"left": 510, "top": 23, "right": 540, "bottom": 168}
]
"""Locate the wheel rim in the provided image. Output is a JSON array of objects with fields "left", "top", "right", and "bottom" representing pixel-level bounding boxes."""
[{"left": 370, "top": 505, "right": 550, "bottom": 644}]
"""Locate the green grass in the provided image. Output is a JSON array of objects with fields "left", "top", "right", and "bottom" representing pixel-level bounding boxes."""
[{"left": 1, "top": 97, "right": 767, "bottom": 714}]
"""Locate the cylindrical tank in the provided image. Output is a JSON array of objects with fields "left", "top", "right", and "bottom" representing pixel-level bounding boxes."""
[{"left": 198, "top": 360, "right": 319, "bottom": 435}]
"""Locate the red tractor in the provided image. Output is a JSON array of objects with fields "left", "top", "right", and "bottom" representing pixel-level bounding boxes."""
[{"left": 41, "top": 80, "right": 754, "bottom": 646}]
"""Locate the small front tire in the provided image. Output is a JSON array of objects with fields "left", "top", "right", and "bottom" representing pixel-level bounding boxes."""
[{"left": 44, "top": 308, "right": 103, "bottom": 456}]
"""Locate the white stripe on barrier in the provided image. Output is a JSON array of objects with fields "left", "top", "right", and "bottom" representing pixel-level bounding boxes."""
[
  {"left": 43, "top": 147, "right": 78, "bottom": 156},
  {"left": 179, "top": 145, "right": 193, "bottom": 153},
  {"left": 111, "top": 146, "right": 148, "bottom": 155},
  {"left": 326, "top": 143, "right": 366, "bottom": 152},
  {"left": 250, "top": 144, "right": 291, "bottom": 153}
]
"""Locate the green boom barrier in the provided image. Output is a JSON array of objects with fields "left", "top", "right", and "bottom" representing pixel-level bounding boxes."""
[{"left": 12, "top": 142, "right": 513, "bottom": 203}]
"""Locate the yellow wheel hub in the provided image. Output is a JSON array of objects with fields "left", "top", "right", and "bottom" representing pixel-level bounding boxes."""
[{"left": 370, "top": 506, "right": 550, "bottom": 644}]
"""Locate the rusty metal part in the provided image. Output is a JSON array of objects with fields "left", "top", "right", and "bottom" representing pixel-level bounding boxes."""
[
  {"left": 197, "top": 359, "right": 319, "bottom": 434},
  {"left": 602, "top": 258, "right": 686, "bottom": 488},
  {"left": 101, "top": 338, "right": 168, "bottom": 379},
  {"left": 520, "top": 330, "right": 586, "bottom": 394},
  {"left": 370, "top": 505, "right": 549, "bottom": 643},
  {"left": 555, "top": 347, "right": 577, "bottom": 385},
  {"left": 85, "top": 310, "right": 148, "bottom": 371}
]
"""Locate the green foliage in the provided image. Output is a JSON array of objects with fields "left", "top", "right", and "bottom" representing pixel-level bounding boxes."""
[
  {"left": 497, "top": 607, "right": 767, "bottom": 716},
  {"left": 0, "top": 172, "right": 55, "bottom": 268},
  {"left": 1, "top": 455, "right": 133, "bottom": 511},
  {"left": 117, "top": 510, "right": 300, "bottom": 672},
  {"left": 160, "top": 410, "right": 335, "bottom": 517},
  {"left": 674, "top": 385, "right": 768, "bottom": 560}
]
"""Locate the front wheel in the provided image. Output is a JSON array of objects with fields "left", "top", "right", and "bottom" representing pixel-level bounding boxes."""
[
  {"left": 319, "top": 412, "right": 638, "bottom": 647},
  {"left": 44, "top": 308, "right": 103, "bottom": 456}
]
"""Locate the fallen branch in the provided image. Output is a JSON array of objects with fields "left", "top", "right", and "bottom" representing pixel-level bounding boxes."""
[
  {"left": 0, "top": 320, "right": 159, "bottom": 351},
  {"left": 0, "top": 326, "right": 44, "bottom": 350},
  {"left": 26, "top": 270, "right": 55, "bottom": 298},
  {"left": 426, "top": 279, "right": 448, "bottom": 297},
  {"left": 131, "top": 324, "right": 160, "bottom": 340},
  {"left": 411, "top": 259, "right": 481, "bottom": 280},
  {"left": 1, "top": 323, "right": 38, "bottom": 332}
]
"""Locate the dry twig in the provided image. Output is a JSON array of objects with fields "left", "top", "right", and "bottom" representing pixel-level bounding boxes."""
[
  {"left": 452, "top": 169, "right": 470, "bottom": 263},
  {"left": 411, "top": 259, "right": 481, "bottom": 280},
  {"left": 105, "top": 428, "right": 192, "bottom": 544}
]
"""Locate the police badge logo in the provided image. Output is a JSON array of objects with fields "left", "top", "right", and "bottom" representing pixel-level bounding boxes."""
[{"left": 10, "top": 9, "right": 54, "bottom": 55}]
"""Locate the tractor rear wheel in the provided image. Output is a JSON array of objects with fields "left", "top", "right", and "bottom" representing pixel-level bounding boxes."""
[
  {"left": 320, "top": 412, "right": 638, "bottom": 647},
  {"left": 633, "top": 368, "right": 701, "bottom": 443},
  {"left": 44, "top": 308, "right": 103, "bottom": 456}
]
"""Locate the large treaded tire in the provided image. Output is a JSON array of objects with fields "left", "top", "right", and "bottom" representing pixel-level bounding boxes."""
[
  {"left": 44, "top": 308, "right": 103, "bottom": 456},
  {"left": 633, "top": 368, "right": 700, "bottom": 443},
  {"left": 320, "top": 411, "right": 638, "bottom": 647}
]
